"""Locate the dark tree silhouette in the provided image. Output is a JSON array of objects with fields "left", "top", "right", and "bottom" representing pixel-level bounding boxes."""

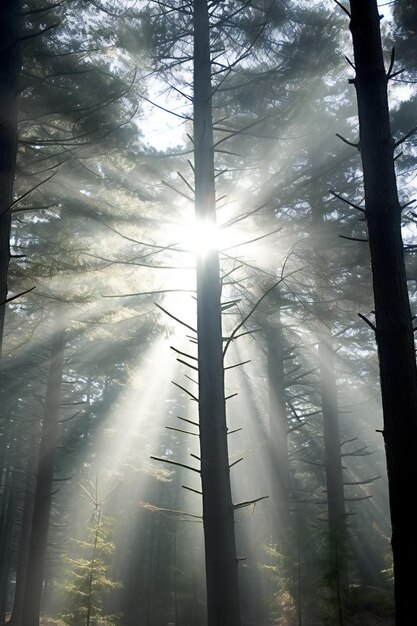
[
  {"left": 0, "top": 0, "right": 20, "bottom": 350},
  {"left": 348, "top": 1, "right": 417, "bottom": 622}
]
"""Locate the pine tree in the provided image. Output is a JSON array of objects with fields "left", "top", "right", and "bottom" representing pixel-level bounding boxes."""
[
  {"left": 57, "top": 482, "right": 121, "bottom": 626},
  {"left": 0, "top": 0, "right": 20, "bottom": 351},
  {"left": 346, "top": 1, "right": 417, "bottom": 622}
]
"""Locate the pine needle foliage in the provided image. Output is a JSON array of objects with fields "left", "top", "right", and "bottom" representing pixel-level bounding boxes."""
[{"left": 56, "top": 483, "right": 121, "bottom": 626}]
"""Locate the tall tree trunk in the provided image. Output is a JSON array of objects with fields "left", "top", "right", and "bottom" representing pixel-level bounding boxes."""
[
  {"left": 0, "top": 419, "right": 14, "bottom": 622},
  {"left": 318, "top": 329, "right": 347, "bottom": 620},
  {"left": 9, "top": 458, "right": 36, "bottom": 626},
  {"left": 0, "top": 485, "right": 16, "bottom": 623},
  {"left": 193, "top": 1, "right": 241, "bottom": 624},
  {"left": 267, "top": 318, "right": 290, "bottom": 543},
  {"left": 0, "top": 0, "right": 20, "bottom": 351},
  {"left": 21, "top": 330, "right": 66, "bottom": 626},
  {"left": 348, "top": 2, "right": 417, "bottom": 622}
]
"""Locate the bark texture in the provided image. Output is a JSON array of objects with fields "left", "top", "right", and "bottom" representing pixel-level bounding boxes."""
[
  {"left": 21, "top": 330, "right": 66, "bottom": 626},
  {"left": 349, "top": 2, "right": 417, "bottom": 622},
  {"left": 0, "top": 0, "right": 20, "bottom": 351},
  {"left": 193, "top": 0, "right": 241, "bottom": 624}
]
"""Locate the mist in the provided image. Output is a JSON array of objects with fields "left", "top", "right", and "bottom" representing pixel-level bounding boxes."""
[{"left": 1, "top": 1, "right": 416, "bottom": 625}]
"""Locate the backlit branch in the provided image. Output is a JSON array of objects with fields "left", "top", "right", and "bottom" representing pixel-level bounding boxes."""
[{"left": 223, "top": 281, "right": 280, "bottom": 356}]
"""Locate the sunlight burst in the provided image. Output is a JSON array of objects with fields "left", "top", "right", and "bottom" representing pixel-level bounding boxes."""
[{"left": 183, "top": 218, "right": 223, "bottom": 258}]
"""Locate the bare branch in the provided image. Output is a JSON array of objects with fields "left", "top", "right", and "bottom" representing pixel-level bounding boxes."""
[
  {"left": 344, "top": 495, "right": 373, "bottom": 501},
  {"left": 176, "top": 358, "right": 199, "bottom": 371},
  {"left": 223, "top": 281, "right": 280, "bottom": 356},
  {"left": 343, "top": 476, "right": 380, "bottom": 486},
  {"left": 161, "top": 179, "right": 194, "bottom": 203},
  {"left": 357, "top": 312, "right": 376, "bottom": 332},
  {"left": 165, "top": 426, "right": 199, "bottom": 436},
  {"left": 389, "top": 69, "right": 405, "bottom": 80},
  {"left": 227, "top": 427, "right": 242, "bottom": 435},
  {"left": 221, "top": 299, "right": 240, "bottom": 311},
  {"left": 342, "top": 444, "right": 371, "bottom": 457},
  {"left": 339, "top": 235, "right": 369, "bottom": 242},
  {"left": 333, "top": 0, "right": 351, "bottom": 18},
  {"left": 156, "top": 303, "right": 197, "bottom": 334},
  {"left": 170, "top": 346, "right": 198, "bottom": 360},
  {"left": 233, "top": 495, "right": 269, "bottom": 510},
  {"left": 394, "top": 126, "right": 417, "bottom": 149},
  {"left": 19, "top": 23, "right": 59, "bottom": 43},
  {"left": 229, "top": 457, "right": 243, "bottom": 468},
  {"left": 150, "top": 456, "right": 200, "bottom": 474},
  {"left": 8, "top": 171, "right": 58, "bottom": 214},
  {"left": 177, "top": 416, "right": 199, "bottom": 428},
  {"left": 139, "top": 93, "right": 191, "bottom": 121},
  {"left": 142, "top": 501, "right": 202, "bottom": 519},
  {"left": 335, "top": 132, "right": 360, "bottom": 149},
  {"left": 387, "top": 47, "right": 395, "bottom": 78},
  {"left": 401, "top": 198, "right": 416, "bottom": 210},
  {"left": 171, "top": 381, "right": 199, "bottom": 402},
  {"left": 224, "top": 360, "right": 251, "bottom": 370},
  {"left": 329, "top": 189, "right": 365, "bottom": 213},
  {"left": 221, "top": 227, "right": 281, "bottom": 252},
  {"left": 1, "top": 286, "right": 36, "bottom": 306},
  {"left": 177, "top": 171, "right": 195, "bottom": 194},
  {"left": 182, "top": 485, "right": 202, "bottom": 495},
  {"left": 344, "top": 55, "right": 355, "bottom": 70}
]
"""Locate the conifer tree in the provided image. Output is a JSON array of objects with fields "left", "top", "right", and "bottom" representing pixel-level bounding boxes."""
[
  {"left": 343, "top": 1, "right": 417, "bottom": 621},
  {"left": 57, "top": 481, "right": 121, "bottom": 626},
  {"left": 0, "top": 0, "right": 20, "bottom": 351}
]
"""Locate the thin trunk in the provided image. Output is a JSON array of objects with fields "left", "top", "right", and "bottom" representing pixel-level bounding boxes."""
[
  {"left": 0, "top": 0, "right": 20, "bottom": 351},
  {"left": 0, "top": 488, "right": 15, "bottom": 624},
  {"left": 9, "top": 464, "right": 35, "bottom": 626},
  {"left": 193, "top": 1, "right": 240, "bottom": 624},
  {"left": 145, "top": 515, "right": 155, "bottom": 626},
  {"left": 267, "top": 319, "right": 290, "bottom": 544},
  {"left": 0, "top": 445, "right": 13, "bottom": 622},
  {"left": 86, "top": 507, "right": 101, "bottom": 626},
  {"left": 173, "top": 522, "right": 178, "bottom": 626},
  {"left": 21, "top": 330, "right": 66, "bottom": 626},
  {"left": 348, "top": 2, "right": 417, "bottom": 623},
  {"left": 297, "top": 535, "right": 302, "bottom": 626},
  {"left": 318, "top": 330, "right": 348, "bottom": 617}
]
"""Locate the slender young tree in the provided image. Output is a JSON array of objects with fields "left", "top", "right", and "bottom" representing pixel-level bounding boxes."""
[
  {"left": 266, "top": 315, "right": 290, "bottom": 542},
  {"left": 344, "top": 1, "right": 417, "bottom": 622},
  {"left": 193, "top": 0, "right": 241, "bottom": 624},
  {"left": 318, "top": 328, "right": 347, "bottom": 620}
]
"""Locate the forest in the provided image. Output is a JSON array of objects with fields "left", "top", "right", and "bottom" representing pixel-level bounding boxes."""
[{"left": 1, "top": 0, "right": 417, "bottom": 625}]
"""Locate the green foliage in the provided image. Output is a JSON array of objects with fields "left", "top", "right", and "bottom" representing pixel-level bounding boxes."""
[
  {"left": 56, "top": 506, "right": 121, "bottom": 626},
  {"left": 259, "top": 539, "right": 299, "bottom": 626},
  {"left": 319, "top": 519, "right": 350, "bottom": 624}
]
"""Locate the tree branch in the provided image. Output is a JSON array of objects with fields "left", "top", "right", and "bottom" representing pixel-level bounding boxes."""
[
  {"left": 333, "top": 0, "right": 351, "bottom": 18},
  {"left": 150, "top": 456, "right": 200, "bottom": 473},
  {"left": 329, "top": 189, "right": 365, "bottom": 213},
  {"left": 335, "top": 133, "right": 360, "bottom": 149},
  {"left": 1, "top": 286, "right": 36, "bottom": 306},
  {"left": 358, "top": 312, "right": 376, "bottom": 332}
]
